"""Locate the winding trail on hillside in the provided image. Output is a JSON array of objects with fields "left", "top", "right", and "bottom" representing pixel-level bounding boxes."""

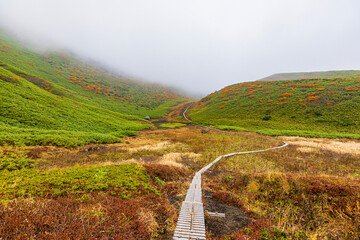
[
  {"left": 182, "top": 102, "right": 193, "bottom": 122},
  {"left": 173, "top": 102, "right": 288, "bottom": 240}
]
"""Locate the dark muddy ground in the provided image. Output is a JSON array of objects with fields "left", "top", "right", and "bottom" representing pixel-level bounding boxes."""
[{"left": 204, "top": 191, "right": 252, "bottom": 238}]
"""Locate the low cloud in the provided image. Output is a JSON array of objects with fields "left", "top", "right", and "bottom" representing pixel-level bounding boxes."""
[{"left": 1, "top": 0, "right": 359, "bottom": 96}]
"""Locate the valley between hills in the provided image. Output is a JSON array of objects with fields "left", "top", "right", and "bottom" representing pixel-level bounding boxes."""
[{"left": 0, "top": 32, "right": 359, "bottom": 239}]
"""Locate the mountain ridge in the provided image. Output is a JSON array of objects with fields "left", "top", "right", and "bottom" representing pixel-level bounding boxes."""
[{"left": 258, "top": 70, "right": 360, "bottom": 82}]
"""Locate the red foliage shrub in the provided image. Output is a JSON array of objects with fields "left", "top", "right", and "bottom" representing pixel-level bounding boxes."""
[
  {"left": 0, "top": 194, "right": 172, "bottom": 239},
  {"left": 143, "top": 163, "right": 190, "bottom": 182},
  {"left": 25, "top": 147, "right": 49, "bottom": 159},
  {"left": 212, "top": 191, "right": 243, "bottom": 209}
]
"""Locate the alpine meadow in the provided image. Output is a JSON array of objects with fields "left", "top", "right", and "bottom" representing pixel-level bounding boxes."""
[
  {"left": 0, "top": 1, "right": 359, "bottom": 240},
  {"left": 0, "top": 31, "right": 188, "bottom": 147}
]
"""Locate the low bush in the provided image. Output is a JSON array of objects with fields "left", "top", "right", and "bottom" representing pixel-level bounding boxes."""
[{"left": 0, "top": 146, "right": 36, "bottom": 171}]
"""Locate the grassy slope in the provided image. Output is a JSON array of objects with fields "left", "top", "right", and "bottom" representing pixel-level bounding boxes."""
[
  {"left": 0, "top": 31, "right": 188, "bottom": 147},
  {"left": 189, "top": 76, "right": 360, "bottom": 138}
]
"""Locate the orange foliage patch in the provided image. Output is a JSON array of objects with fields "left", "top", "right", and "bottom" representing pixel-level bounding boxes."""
[
  {"left": 302, "top": 83, "right": 319, "bottom": 87},
  {"left": 280, "top": 92, "right": 293, "bottom": 98},
  {"left": 307, "top": 96, "right": 320, "bottom": 101},
  {"left": 345, "top": 87, "right": 359, "bottom": 91}
]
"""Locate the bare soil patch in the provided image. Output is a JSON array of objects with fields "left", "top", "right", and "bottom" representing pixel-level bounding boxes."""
[{"left": 204, "top": 191, "right": 252, "bottom": 238}]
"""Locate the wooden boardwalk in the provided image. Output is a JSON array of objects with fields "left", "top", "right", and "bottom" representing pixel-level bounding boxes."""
[
  {"left": 173, "top": 103, "right": 288, "bottom": 239},
  {"left": 173, "top": 173, "right": 205, "bottom": 240}
]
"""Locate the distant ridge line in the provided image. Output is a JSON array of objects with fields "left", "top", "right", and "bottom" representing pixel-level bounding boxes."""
[{"left": 258, "top": 70, "right": 360, "bottom": 82}]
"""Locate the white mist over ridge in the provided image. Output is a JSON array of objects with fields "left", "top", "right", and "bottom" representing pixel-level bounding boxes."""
[{"left": 0, "top": 0, "right": 359, "bottom": 96}]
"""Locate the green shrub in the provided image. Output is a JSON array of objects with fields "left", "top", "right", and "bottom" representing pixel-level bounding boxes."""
[
  {"left": 262, "top": 115, "right": 272, "bottom": 121},
  {"left": 0, "top": 146, "right": 36, "bottom": 171}
]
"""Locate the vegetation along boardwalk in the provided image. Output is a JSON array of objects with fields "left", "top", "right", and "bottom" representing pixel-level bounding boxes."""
[{"left": 173, "top": 104, "right": 288, "bottom": 240}]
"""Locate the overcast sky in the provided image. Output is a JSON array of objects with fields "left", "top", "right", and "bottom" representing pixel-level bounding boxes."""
[{"left": 0, "top": 0, "right": 359, "bottom": 96}]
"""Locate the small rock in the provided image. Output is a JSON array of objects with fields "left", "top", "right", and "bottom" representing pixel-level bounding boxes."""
[
  {"left": 162, "top": 138, "right": 170, "bottom": 141},
  {"left": 80, "top": 145, "right": 107, "bottom": 152},
  {"left": 201, "top": 128, "right": 210, "bottom": 134}
]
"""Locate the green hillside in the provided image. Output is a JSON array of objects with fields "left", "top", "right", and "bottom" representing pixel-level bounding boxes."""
[
  {"left": 258, "top": 70, "right": 360, "bottom": 82},
  {"left": 0, "top": 31, "right": 187, "bottom": 147},
  {"left": 188, "top": 75, "right": 360, "bottom": 138}
]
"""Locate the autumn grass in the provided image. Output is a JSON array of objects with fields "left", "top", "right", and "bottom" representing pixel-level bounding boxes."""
[
  {"left": 1, "top": 127, "right": 359, "bottom": 239},
  {"left": 0, "top": 144, "right": 192, "bottom": 239},
  {"left": 202, "top": 133, "right": 360, "bottom": 239},
  {"left": 281, "top": 136, "right": 360, "bottom": 156},
  {"left": 0, "top": 191, "right": 176, "bottom": 239}
]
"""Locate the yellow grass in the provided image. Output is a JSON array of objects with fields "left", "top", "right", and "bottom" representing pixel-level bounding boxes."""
[
  {"left": 128, "top": 141, "right": 178, "bottom": 153},
  {"left": 281, "top": 136, "right": 360, "bottom": 155}
]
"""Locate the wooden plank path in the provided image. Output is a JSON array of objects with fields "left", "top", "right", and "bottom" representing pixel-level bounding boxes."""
[
  {"left": 173, "top": 103, "right": 288, "bottom": 239},
  {"left": 173, "top": 172, "right": 205, "bottom": 240}
]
